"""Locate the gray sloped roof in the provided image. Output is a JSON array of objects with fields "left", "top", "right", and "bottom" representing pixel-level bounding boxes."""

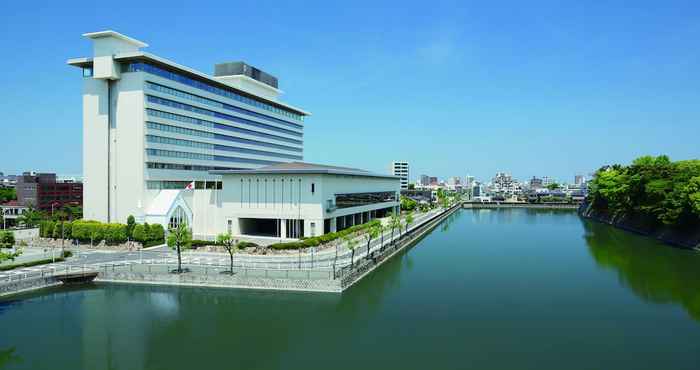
[{"left": 210, "top": 162, "right": 399, "bottom": 179}]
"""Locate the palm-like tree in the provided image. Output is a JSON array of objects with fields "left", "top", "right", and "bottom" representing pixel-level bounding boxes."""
[
  {"left": 216, "top": 232, "right": 238, "bottom": 275},
  {"left": 167, "top": 222, "right": 192, "bottom": 273}
]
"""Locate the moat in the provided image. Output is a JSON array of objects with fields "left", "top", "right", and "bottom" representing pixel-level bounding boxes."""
[{"left": 1, "top": 209, "right": 699, "bottom": 370}]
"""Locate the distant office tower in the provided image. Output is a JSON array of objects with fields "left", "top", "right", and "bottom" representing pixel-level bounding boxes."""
[
  {"left": 574, "top": 175, "right": 584, "bottom": 186},
  {"left": 465, "top": 175, "right": 475, "bottom": 188},
  {"left": 419, "top": 174, "right": 430, "bottom": 186},
  {"left": 390, "top": 161, "right": 409, "bottom": 189},
  {"left": 429, "top": 177, "right": 438, "bottom": 185}
]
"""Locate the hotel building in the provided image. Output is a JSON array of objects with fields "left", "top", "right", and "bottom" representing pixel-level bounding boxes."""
[{"left": 68, "top": 31, "right": 399, "bottom": 239}]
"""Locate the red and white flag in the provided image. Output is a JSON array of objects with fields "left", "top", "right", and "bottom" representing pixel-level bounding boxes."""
[{"left": 185, "top": 181, "right": 195, "bottom": 190}]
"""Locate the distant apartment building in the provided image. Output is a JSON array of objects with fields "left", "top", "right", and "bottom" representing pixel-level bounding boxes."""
[
  {"left": 529, "top": 176, "right": 543, "bottom": 189},
  {"left": 429, "top": 176, "right": 438, "bottom": 185},
  {"left": 465, "top": 175, "right": 475, "bottom": 188},
  {"left": 15, "top": 172, "right": 83, "bottom": 212},
  {"left": 390, "top": 161, "right": 409, "bottom": 189},
  {"left": 574, "top": 175, "right": 585, "bottom": 186},
  {"left": 418, "top": 175, "right": 430, "bottom": 187}
]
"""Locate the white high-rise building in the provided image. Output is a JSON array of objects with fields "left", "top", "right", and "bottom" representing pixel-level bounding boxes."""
[
  {"left": 390, "top": 161, "right": 409, "bottom": 189},
  {"left": 68, "top": 31, "right": 311, "bottom": 224}
]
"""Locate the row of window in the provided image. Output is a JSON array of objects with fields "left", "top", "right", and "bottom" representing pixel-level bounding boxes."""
[
  {"left": 147, "top": 180, "right": 223, "bottom": 190},
  {"left": 146, "top": 135, "right": 303, "bottom": 160},
  {"left": 124, "top": 62, "right": 304, "bottom": 121},
  {"left": 147, "top": 162, "right": 238, "bottom": 172},
  {"left": 146, "top": 148, "right": 281, "bottom": 166},
  {"left": 146, "top": 95, "right": 303, "bottom": 139},
  {"left": 145, "top": 82, "right": 302, "bottom": 130},
  {"left": 147, "top": 109, "right": 303, "bottom": 147}
]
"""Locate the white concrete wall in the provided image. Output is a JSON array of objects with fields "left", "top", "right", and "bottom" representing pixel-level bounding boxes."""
[{"left": 82, "top": 78, "right": 109, "bottom": 222}]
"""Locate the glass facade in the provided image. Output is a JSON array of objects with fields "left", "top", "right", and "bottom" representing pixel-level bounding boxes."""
[
  {"left": 146, "top": 95, "right": 302, "bottom": 138},
  {"left": 146, "top": 134, "right": 303, "bottom": 160},
  {"left": 335, "top": 192, "right": 398, "bottom": 209},
  {"left": 146, "top": 82, "right": 301, "bottom": 130},
  {"left": 146, "top": 148, "right": 281, "bottom": 166},
  {"left": 147, "top": 109, "right": 303, "bottom": 146},
  {"left": 146, "top": 162, "right": 239, "bottom": 172},
  {"left": 124, "top": 62, "right": 304, "bottom": 121}
]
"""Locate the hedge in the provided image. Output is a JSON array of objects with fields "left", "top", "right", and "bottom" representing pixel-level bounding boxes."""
[
  {"left": 0, "top": 251, "right": 72, "bottom": 271},
  {"left": 269, "top": 219, "right": 380, "bottom": 250},
  {"left": 38, "top": 219, "right": 166, "bottom": 246},
  {"left": 190, "top": 240, "right": 259, "bottom": 249}
]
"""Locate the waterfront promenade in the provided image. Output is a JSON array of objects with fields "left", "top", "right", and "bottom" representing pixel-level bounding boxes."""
[{"left": 0, "top": 204, "right": 459, "bottom": 295}]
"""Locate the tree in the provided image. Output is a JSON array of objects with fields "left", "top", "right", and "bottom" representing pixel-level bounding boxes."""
[
  {"left": 0, "top": 188, "right": 16, "bottom": 203},
  {"left": 405, "top": 211, "right": 414, "bottom": 235},
  {"left": 0, "top": 231, "right": 15, "bottom": 248},
  {"left": 167, "top": 222, "right": 192, "bottom": 273},
  {"left": 126, "top": 215, "right": 136, "bottom": 240},
  {"left": 18, "top": 206, "right": 42, "bottom": 228},
  {"left": 364, "top": 223, "right": 380, "bottom": 259},
  {"left": 546, "top": 183, "right": 561, "bottom": 191},
  {"left": 389, "top": 212, "right": 401, "bottom": 245},
  {"left": 216, "top": 232, "right": 238, "bottom": 275},
  {"left": 378, "top": 223, "right": 386, "bottom": 251},
  {"left": 343, "top": 234, "right": 359, "bottom": 267}
]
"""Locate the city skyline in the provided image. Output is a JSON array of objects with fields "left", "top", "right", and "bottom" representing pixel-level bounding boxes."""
[{"left": 2, "top": 1, "right": 700, "bottom": 181}]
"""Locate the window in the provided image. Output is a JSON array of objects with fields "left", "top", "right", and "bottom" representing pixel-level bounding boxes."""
[
  {"left": 169, "top": 206, "right": 187, "bottom": 230},
  {"left": 335, "top": 192, "right": 397, "bottom": 209},
  {"left": 124, "top": 62, "right": 304, "bottom": 121},
  {"left": 82, "top": 67, "right": 93, "bottom": 77},
  {"left": 311, "top": 183, "right": 315, "bottom": 194},
  {"left": 146, "top": 95, "right": 303, "bottom": 138},
  {"left": 145, "top": 82, "right": 303, "bottom": 130}
]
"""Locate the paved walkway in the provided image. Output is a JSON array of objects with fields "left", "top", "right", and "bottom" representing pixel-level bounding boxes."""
[{"left": 0, "top": 207, "right": 451, "bottom": 282}]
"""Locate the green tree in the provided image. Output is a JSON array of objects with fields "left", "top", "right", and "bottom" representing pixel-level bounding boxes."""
[
  {"left": 344, "top": 234, "right": 359, "bottom": 267},
  {"left": 546, "top": 183, "right": 561, "bottom": 191},
  {"left": 18, "top": 206, "right": 43, "bottom": 228},
  {"left": 126, "top": 215, "right": 136, "bottom": 240},
  {"left": 167, "top": 222, "right": 192, "bottom": 273},
  {"left": 216, "top": 232, "right": 238, "bottom": 274},
  {"left": 363, "top": 223, "right": 380, "bottom": 259},
  {"left": 389, "top": 212, "right": 400, "bottom": 246},
  {"left": 0, "top": 231, "right": 16, "bottom": 248},
  {"left": 0, "top": 188, "right": 16, "bottom": 203},
  {"left": 0, "top": 248, "right": 21, "bottom": 264},
  {"left": 405, "top": 211, "right": 414, "bottom": 234}
]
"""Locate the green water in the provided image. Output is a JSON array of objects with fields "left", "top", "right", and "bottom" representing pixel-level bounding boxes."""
[{"left": 1, "top": 209, "right": 699, "bottom": 370}]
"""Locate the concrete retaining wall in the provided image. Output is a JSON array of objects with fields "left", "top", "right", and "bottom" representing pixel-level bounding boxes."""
[
  {"left": 97, "top": 271, "right": 341, "bottom": 293},
  {"left": 0, "top": 276, "right": 61, "bottom": 298}
]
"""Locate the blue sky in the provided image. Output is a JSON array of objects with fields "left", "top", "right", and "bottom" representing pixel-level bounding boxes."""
[{"left": 1, "top": 0, "right": 699, "bottom": 183}]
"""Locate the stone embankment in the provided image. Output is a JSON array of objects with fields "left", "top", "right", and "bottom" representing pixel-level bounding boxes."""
[
  {"left": 463, "top": 202, "right": 579, "bottom": 209},
  {"left": 579, "top": 202, "right": 700, "bottom": 250}
]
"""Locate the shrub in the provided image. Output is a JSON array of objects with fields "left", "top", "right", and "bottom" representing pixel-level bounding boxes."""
[
  {"left": 149, "top": 224, "right": 165, "bottom": 243},
  {"left": 0, "top": 231, "right": 15, "bottom": 248},
  {"left": 104, "top": 223, "right": 128, "bottom": 244},
  {"left": 132, "top": 224, "right": 147, "bottom": 243},
  {"left": 237, "top": 241, "right": 259, "bottom": 249}
]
